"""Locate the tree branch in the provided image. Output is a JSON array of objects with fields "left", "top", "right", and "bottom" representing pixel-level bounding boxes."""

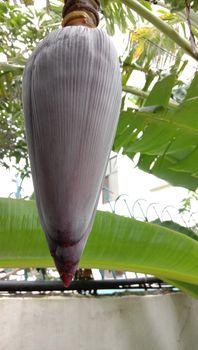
[
  {"left": 122, "top": 85, "right": 148, "bottom": 99},
  {"left": 185, "top": 0, "right": 197, "bottom": 55},
  {"left": 122, "top": 0, "right": 198, "bottom": 61},
  {"left": 122, "top": 85, "right": 178, "bottom": 108}
]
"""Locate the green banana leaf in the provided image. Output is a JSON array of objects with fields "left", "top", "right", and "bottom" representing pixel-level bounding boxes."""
[
  {"left": 114, "top": 73, "right": 198, "bottom": 191},
  {"left": 160, "top": 278, "right": 198, "bottom": 300},
  {"left": 151, "top": 219, "right": 198, "bottom": 241},
  {"left": 0, "top": 198, "right": 198, "bottom": 298},
  {"left": 164, "top": 0, "right": 198, "bottom": 12}
]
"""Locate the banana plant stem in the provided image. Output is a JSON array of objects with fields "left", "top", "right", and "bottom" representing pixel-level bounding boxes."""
[
  {"left": 122, "top": 85, "right": 148, "bottom": 99},
  {"left": 122, "top": 0, "right": 198, "bottom": 61},
  {"left": 122, "top": 85, "right": 178, "bottom": 108}
]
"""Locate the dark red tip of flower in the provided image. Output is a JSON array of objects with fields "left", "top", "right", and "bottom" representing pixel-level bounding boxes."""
[{"left": 60, "top": 272, "right": 74, "bottom": 288}]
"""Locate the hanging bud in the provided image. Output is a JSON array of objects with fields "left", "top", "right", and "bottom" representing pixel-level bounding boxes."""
[{"left": 22, "top": 0, "right": 122, "bottom": 287}]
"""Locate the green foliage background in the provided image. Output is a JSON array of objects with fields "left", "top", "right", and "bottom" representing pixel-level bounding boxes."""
[
  {"left": 164, "top": 0, "right": 198, "bottom": 12},
  {"left": 1, "top": 0, "right": 198, "bottom": 189},
  {"left": 0, "top": 0, "right": 198, "bottom": 297}
]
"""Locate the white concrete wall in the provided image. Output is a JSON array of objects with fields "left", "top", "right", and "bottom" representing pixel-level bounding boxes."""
[{"left": 1, "top": 293, "right": 198, "bottom": 350}]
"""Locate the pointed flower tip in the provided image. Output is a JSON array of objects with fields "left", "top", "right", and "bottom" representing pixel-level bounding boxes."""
[{"left": 60, "top": 272, "right": 74, "bottom": 288}]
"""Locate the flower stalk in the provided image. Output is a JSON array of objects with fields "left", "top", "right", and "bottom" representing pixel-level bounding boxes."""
[{"left": 62, "top": 0, "right": 100, "bottom": 28}]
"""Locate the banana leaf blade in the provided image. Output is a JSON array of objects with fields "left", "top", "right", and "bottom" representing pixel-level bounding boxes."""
[{"left": 0, "top": 198, "right": 198, "bottom": 297}]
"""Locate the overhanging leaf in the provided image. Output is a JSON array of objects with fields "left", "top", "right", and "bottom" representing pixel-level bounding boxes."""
[
  {"left": 138, "top": 154, "right": 198, "bottom": 190},
  {"left": 144, "top": 74, "right": 176, "bottom": 107},
  {"left": 0, "top": 198, "right": 198, "bottom": 298},
  {"left": 162, "top": 278, "right": 198, "bottom": 299},
  {"left": 114, "top": 74, "right": 198, "bottom": 190},
  {"left": 151, "top": 219, "right": 198, "bottom": 241},
  {"left": 185, "top": 72, "right": 198, "bottom": 100}
]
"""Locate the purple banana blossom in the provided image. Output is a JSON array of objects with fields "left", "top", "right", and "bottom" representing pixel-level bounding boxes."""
[{"left": 22, "top": 26, "right": 121, "bottom": 287}]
